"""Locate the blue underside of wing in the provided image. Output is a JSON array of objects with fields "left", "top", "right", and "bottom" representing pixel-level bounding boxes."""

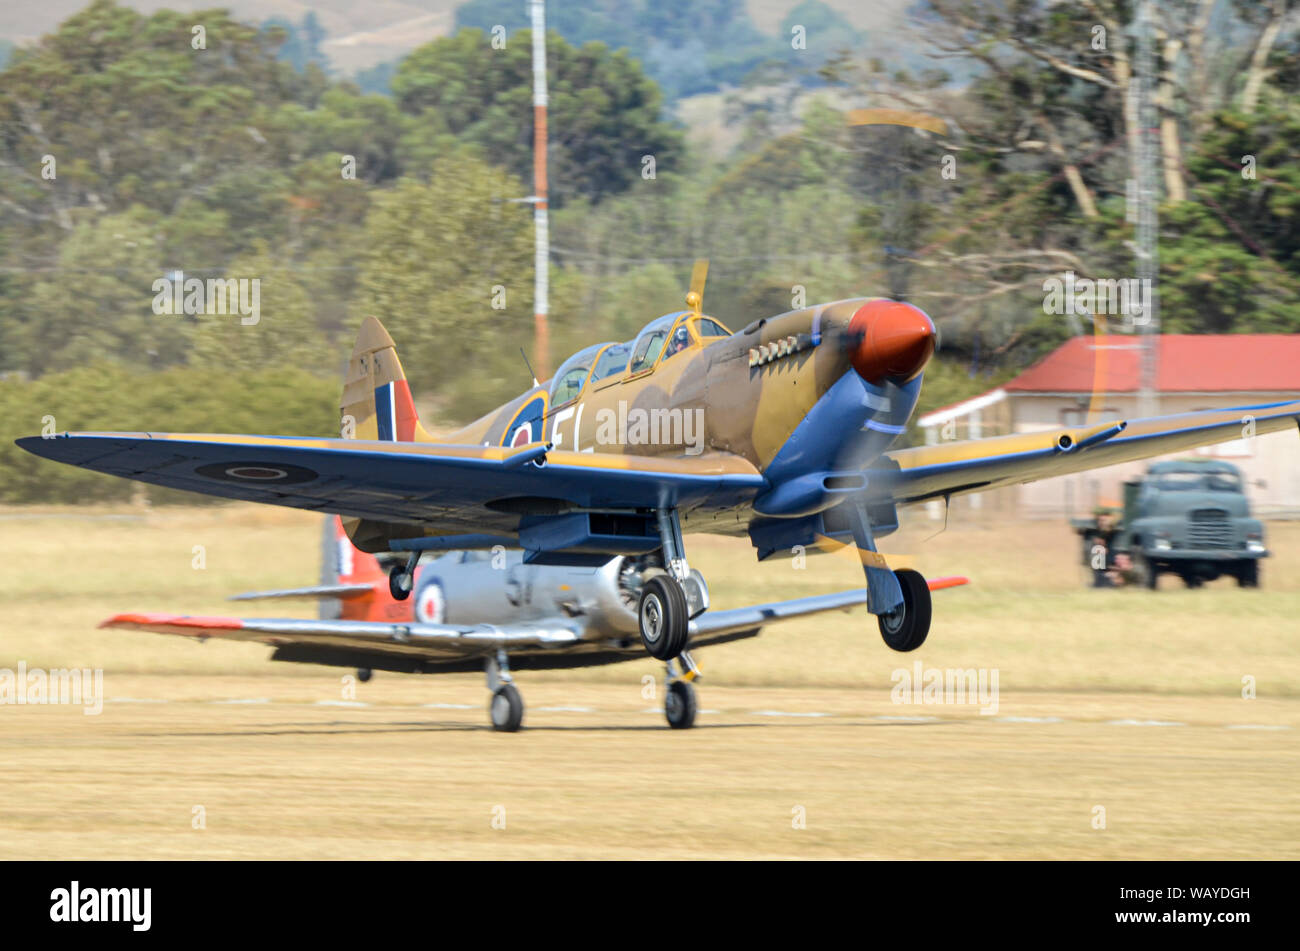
[{"left": 17, "top": 434, "right": 767, "bottom": 532}]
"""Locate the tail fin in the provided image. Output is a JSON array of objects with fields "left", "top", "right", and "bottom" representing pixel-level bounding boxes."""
[
  {"left": 320, "top": 515, "right": 389, "bottom": 620},
  {"left": 340, "top": 316, "right": 434, "bottom": 443}
]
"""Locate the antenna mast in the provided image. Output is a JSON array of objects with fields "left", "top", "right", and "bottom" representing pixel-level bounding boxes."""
[
  {"left": 1135, "top": 0, "right": 1160, "bottom": 419},
  {"left": 530, "top": 0, "right": 550, "bottom": 378}
]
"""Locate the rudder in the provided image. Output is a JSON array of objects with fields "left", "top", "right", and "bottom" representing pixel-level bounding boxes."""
[{"left": 340, "top": 316, "right": 434, "bottom": 443}]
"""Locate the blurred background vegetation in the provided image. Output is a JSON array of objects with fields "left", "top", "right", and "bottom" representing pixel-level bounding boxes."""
[{"left": 0, "top": 0, "right": 1296, "bottom": 502}]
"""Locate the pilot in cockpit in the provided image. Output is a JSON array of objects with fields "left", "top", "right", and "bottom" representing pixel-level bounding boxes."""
[{"left": 666, "top": 326, "right": 691, "bottom": 358}]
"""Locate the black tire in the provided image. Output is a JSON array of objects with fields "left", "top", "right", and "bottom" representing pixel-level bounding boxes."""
[
  {"left": 665, "top": 680, "right": 697, "bottom": 730},
  {"left": 388, "top": 564, "right": 413, "bottom": 601},
  {"left": 877, "top": 568, "right": 932, "bottom": 652},
  {"left": 1134, "top": 554, "right": 1158, "bottom": 590},
  {"left": 356, "top": 667, "right": 372, "bottom": 683},
  {"left": 638, "top": 575, "right": 689, "bottom": 660},
  {"left": 489, "top": 684, "right": 524, "bottom": 732},
  {"left": 1182, "top": 574, "right": 1203, "bottom": 589},
  {"left": 1236, "top": 561, "right": 1260, "bottom": 588}
]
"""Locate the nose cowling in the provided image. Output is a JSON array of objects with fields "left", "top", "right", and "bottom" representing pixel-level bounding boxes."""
[{"left": 846, "top": 300, "right": 936, "bottom": 384}]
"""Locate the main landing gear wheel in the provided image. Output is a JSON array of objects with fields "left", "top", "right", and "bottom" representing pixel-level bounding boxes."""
[
  {"left": 665, "top": 679, "right": 697, "bottom": 730},
  {"left": 878, "top": 568, "right": 932, "bottom": 652},
  {"left": 638, "top": 574, "right": 689, "bottom": 660},
  {"left": 388, "top": 564, "right": 413, "bottom": 601},
  {"left": 489, "top": 683, "right": 524, "bottom": 732}
]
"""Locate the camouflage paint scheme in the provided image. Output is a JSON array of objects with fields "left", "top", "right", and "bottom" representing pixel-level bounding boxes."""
[{"left": 336, "top": 299, "right": 929, "bottom": 549}]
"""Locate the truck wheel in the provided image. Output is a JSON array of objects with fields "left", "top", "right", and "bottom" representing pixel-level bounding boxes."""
[
  {"left": 1235, "top": 561, "right": 1260, "bottom": 588},
  {"left": 1133, "top": 554, "right": 1158, "bottom": 590}
]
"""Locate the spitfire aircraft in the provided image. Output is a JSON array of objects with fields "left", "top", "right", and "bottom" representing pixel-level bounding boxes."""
[
  {"left": 100, "top": 517, "right": 968, "bottom": 730},
  {"left": 18, "top": 281, "right": 1300, "bottom": 709}
]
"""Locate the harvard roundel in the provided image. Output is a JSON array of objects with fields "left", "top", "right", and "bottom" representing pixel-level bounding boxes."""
[{"left": 416, "top": 578, "right": 446, "bottom": 623}]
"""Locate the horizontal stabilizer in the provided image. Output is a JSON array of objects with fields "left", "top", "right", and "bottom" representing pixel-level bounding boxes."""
[{"left": 229, "top": 583, "right": 376, "bottom": 602}]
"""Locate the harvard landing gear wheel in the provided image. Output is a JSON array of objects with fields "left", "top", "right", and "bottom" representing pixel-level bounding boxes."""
[
  {"left": 878, "top": 568, "right": 932, "bottom": 652},
  {"left": 489, "top": 683, "right": 524, "bottom": 732},
  {"left": 664, "top": 679, "right": 697, "bottom": 730},
  {"left": 388, "top": 563, "right": 413, "bottom": 601},
  {"left": 638, "top": 574, "right": 689, "bottom": 660}
]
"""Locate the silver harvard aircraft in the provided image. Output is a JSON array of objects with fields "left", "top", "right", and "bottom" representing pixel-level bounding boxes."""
[{"left": 102, "top": 518, "right": 968, "bottom": 731}]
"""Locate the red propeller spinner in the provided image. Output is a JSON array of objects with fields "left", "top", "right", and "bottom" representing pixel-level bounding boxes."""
[{"left": 846, "top": 300, "right": 936, "bottom": 384}]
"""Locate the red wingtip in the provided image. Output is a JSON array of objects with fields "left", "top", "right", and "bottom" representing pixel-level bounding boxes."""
[{"left": 100, "top": 613, "right": 244, "bottom": 630}]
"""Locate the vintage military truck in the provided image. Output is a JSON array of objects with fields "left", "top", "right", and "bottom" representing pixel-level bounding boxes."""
[{"left": 1075, "top": 460, "right": 1268, "bottom": 589}]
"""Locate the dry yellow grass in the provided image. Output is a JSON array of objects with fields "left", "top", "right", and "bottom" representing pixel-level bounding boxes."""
[
  {"left": 1, "top": 504, "right": 1297, "bottom": 858},
  {"left": 4, "top": 504, "right": 1298, "bottom": 695}
]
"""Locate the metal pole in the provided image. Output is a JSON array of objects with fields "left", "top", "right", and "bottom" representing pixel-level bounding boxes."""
[
  {"left": 1136, "top": 0, "right": 1160, "bottom": 419},
  {"left": 530, "top": 0, "right": 550, "bottom": 378}
]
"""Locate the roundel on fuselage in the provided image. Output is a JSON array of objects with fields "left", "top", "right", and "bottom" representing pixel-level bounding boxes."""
[
  {"left": 416, "top": 578, "right": 446, "bottom": 624},
  {"left": 502, "top": 394, "right": 548, "bottom": 447}
]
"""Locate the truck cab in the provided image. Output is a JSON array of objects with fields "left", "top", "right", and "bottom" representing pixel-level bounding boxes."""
[{"left": 1122, "top": 460, "right": 1267, "bottom": 588}]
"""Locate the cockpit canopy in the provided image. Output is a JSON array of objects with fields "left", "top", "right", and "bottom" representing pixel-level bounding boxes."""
[
  {"left": 548, "top": 343, "right": 607, "bottom": 405},
  {"left": 546, "top": 313, "right": 732, "bottom": 406}
]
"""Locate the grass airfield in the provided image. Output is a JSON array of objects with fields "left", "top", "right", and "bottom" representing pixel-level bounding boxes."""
[{"left": 2, "top": 504, "right": 1298, "bottom": 859}]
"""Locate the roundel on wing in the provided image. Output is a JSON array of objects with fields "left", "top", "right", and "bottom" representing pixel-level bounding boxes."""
[
  {"left": 195, "top": 461, "right": 318, "bottom": 485},
  {"left": 416, "top": 579, "right": 446, "bottom": 624}
]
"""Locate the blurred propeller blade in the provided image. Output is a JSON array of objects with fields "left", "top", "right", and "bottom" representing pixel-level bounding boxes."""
[
  {"left": 813, "top": 533, "right": 892, "bottom": 569},
  {"left": 686, "top": 258, "right": 709, "bottom": 314}
]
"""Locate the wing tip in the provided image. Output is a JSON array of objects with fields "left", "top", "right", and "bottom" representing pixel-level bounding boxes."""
[{"left": 99, "top": 612, "right": 245, "bottom": 632}]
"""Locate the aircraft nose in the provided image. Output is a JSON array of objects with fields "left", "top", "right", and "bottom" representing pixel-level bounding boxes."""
[{"left": 846, "top": 300, "right": 936, "bottom": 384}]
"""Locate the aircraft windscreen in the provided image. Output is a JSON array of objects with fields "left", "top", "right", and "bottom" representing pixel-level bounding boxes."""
[
  {"left": 548, "top": 343, "right": 606, "bottom": 403},
  {"left": 1155, "top": 472, "right": 1204, "bottom": 490},
  {"left": 629, "top": 332, "right": 666, "bottom": 373},
  {"left": 1207, "top": 471, "right": 1243, "bottom": 492},
  {"left": 1154, "top": 470, "right": 1241, "bottom": 492},
  {"left": 591, "top": 342, "right": 631, "bottom": 382}
]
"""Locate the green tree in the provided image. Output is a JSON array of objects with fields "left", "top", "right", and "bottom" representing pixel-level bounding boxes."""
[
  {"left": 20, "top": 206, "right": 186, "bottom": 374},
  {"left": 0, "top": 0, "right": 303, "bottom": 241},
  {"left": 392, "top": 29, "right": 684, "bottom": 205},
  {"left": 189, "top": 244, "right": 340, "bottom": 373},
  {"left": 355, "top": 149, "right": 535, "bottom": 420}
]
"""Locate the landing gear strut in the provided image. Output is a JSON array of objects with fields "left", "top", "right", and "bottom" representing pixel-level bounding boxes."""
[
  {"left": 485, "top": 650, "right": 523, "bottom": 732},
  {"left": 388, "top": 550, "right": 421, "bottom": 601},
  {"left": 845, "top": 501, "right": 933, "bottom": 652},
  {"left": 637, "top": 509, "right": 708, "bottom": 661}
]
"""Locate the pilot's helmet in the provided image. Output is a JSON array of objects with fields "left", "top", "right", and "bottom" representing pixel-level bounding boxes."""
[{"left": 671, "top": 326, "right": 690, "bottom": 352}]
